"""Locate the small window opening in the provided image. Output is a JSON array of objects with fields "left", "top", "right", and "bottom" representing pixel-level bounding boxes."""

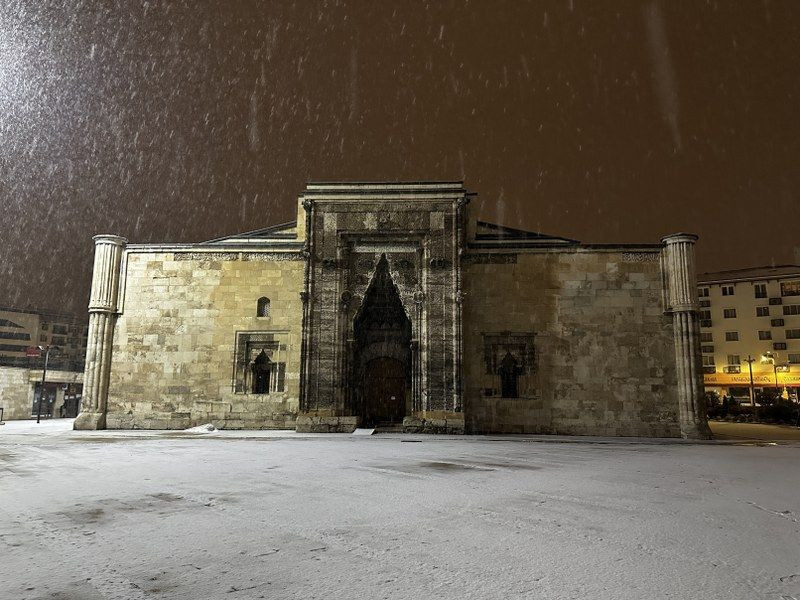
[
  {"left": 498, "top": 351, "right": 521, "bottom": 398},
  {"left": 257, "top": 297, "right": 271, "bottom": 317}
]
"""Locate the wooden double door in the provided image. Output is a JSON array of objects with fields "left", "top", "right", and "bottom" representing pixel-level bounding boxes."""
[{"left": 362, "top": 357, "right": 407, "bottom": 426}]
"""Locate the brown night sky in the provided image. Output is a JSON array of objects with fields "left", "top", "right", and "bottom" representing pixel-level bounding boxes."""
[{"left": 1, "top": 1, "right": 799, "bottom": 317}]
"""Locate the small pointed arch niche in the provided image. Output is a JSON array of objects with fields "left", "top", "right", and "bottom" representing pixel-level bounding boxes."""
[{"left": 256, "top": 296, "right": 271, "bottom": 318}]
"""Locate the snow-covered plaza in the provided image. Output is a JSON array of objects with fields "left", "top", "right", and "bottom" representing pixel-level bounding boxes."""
[{"left": 1, "top": 419, "right": 798, "bottom": 600}]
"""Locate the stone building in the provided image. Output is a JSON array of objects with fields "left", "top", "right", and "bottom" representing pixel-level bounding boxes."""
[{"left": 74, "top": 182, "right": 710, "bottom": 438}]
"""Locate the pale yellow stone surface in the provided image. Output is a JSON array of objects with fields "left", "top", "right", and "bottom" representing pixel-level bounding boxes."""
[
  {"left": 0, "top": 366, "right": 31, "bottom": 420},
  {"left": 106, "top": 251, "right": 304, "bottom": 429},
  {"left": 462, "top": 250, "right": 681, "bottom": 437}
]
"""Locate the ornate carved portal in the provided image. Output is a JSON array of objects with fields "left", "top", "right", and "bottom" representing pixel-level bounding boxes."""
[
  {"left": 298, "top": 186, "right": 468, "bottom": 432},
  {"left": 351, "top": 255, "right": 412, "bottom": 426}
]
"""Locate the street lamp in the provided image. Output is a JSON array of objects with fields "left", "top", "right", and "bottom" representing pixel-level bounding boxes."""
[
  {"left": 744, "top": 355, "right": 757, "bottom": 418},
  {"left": 35, "top": 345, "right": 59, "bottom": 424},
  {"left": 761, "top": 351, "right": 780, "bottom": 396}
]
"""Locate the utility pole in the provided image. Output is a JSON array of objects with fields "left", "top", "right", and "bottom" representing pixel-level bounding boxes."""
[
  {"left": 36, "top": 345, "right": 57, "bottom": 424},
  {"left": 745, "top": 355, "right": 757, "bottom": 420}
]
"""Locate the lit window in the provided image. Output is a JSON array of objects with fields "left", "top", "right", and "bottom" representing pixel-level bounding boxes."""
[
  {"left": 781, "top": 281, "right": 800, "bottom": 297},
  {"left": 256, "top": 297, "right": 271, "bottom": 317}
]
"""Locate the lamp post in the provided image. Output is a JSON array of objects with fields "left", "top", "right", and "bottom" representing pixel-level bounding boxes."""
[
  {"left": 761, "top": 351, "right": 780, "bottom": 398},
  {"left": 744, "top": 355, "right": 757, "bottom": 418},
  {"left": 35, "top": 345, "right": 59, "bottom": 424}
]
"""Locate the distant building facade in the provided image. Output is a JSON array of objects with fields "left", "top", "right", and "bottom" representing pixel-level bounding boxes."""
[
  {"left": 0, "top": 366, "right": 83, "bottom": 421},
  {"left": 74, "top": 182, "right": 710, "bottom": 438},
  {"left": 697, "top": 265, "right": 800, "bottom": 401},
  {"left": 0, "top": 307, "right": 86, "bottom": 419},
  {"left": 0, "top": 306, "right": 88, "bottom": 371}
]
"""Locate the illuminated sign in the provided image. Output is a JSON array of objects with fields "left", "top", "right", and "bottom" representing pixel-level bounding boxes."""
[{"left": 703, "top": 372, "right": 800, "bottom": 385}]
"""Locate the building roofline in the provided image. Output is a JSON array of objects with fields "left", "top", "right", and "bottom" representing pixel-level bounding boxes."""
[
  {"left": 0, "top": 306, "right": 84, "bottom": 321},
  {"left": 201, "top": 221, "right": 298, "bottom": 244},
  {"left": 697, "top": 264, "right": 800, "bottom": 284},
  {"left": 124, "top": 242, "right": 305, "bottom": 252},
  {"left": 300, "top": 181, "right": 467, "bottom": 198}
]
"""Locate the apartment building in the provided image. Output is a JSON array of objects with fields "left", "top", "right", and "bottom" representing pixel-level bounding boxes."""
[
  {"left": 0, "top": 306, "right": 88, "bottom": 371},
  {"left": 697, "top": 265, "right": 800, "bottom": 402}
]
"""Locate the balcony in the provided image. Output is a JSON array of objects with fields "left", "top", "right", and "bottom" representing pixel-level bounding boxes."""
[
  {"left": 769, "top": 297, "right": 783, "bottom": 305},
  {"left": 773, "top": 342, "right": 787, "bottom": 350},
  {"left": 771, "top": 318, "right": 785, "bottom": 327},
  {"left": 703, "top": 366, "right": 717, "bottom": 374},
  {"left": 700, "top": 319, "right": 713, "bottom": 328},
  {"left": 723, "top": 365, "right": 742, "bottom": 374}
]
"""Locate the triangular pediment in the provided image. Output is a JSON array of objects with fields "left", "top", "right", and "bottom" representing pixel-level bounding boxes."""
[
  {"left": 203, "top": 221, "right": 298, "bottom": 244},
  {"left": 473, "top": 221, "right": 579, "bottom": 245}
]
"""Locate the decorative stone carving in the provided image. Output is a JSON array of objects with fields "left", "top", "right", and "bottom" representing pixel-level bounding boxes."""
[
  {"left": 340, "top": 290, "right": 353, "bottom": 311},
  {"left": 463, "top": 253, "right": 518, "bottom": 264},
  {"left": 622, "top": 251, "right": 659, "bottom": 263},
  {"left": 173, "top": 251, "right": 239, "bottom": 261},
  {"left": 241, "top": 252, "right": 305, "bottom": 262},
  {"left": 298, "top": 185, "right": 467, "bottom": 427}
]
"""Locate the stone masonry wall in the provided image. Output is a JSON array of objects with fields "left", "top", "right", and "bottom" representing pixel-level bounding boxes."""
[
  {"left": 106, "top": 251, "right": 304, "bottom": 429},
  {"left": 462, "top": 249, "right": 681, "bottom": 437},
  {"left": 0, "top": 366, "right": 32, "bottom": 420}
]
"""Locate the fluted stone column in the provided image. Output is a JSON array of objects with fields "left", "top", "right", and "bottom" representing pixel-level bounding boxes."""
[
  {"left": 74, "top": 234, "right": 126, "bottom": 430},
  {"left": 662, "top": 233, "right": 712, "bottom": 439}
]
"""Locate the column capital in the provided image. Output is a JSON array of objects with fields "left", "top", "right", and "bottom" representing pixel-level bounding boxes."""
[
  {"left": 662, "top": 232, "right": 699, "bottom": 312},
  {"left": 88, "top": 234, "right": 127, "bottom": 313},
  {"left": 92, "top": 234, "right": 128, "bottom": 246},
  {"left": 661, "top": 232, "right": 698, "bottom": 245}
]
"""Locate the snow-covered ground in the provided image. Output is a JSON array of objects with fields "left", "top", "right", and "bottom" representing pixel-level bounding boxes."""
[{"left": 1, "top": 420, "right": 798, "bottom": 600}]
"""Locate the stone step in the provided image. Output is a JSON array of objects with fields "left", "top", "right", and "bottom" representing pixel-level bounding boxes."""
[{"left": 373, "top": 424, "right": 405, "bottom": 434}]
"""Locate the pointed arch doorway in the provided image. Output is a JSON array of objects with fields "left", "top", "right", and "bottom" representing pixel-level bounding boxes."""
[{"left": 353, "top": 255, "right": 412, "bottom": 427}]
